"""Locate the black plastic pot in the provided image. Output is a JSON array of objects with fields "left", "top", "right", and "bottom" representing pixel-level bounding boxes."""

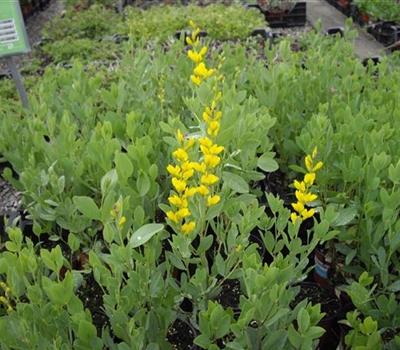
[
  {"left": 368, "top": 21, "right": 400, "bottom": 47},
  {"left": 246, "top": 2, "right": 307, "bottom": 28}
]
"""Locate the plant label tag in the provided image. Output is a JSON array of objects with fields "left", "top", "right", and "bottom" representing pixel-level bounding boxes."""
[{"left": 0, "top": 1, "right": 30, "bottom": 58}]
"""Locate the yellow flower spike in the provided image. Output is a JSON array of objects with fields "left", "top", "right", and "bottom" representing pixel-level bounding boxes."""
[
  {"left": 293, "top": 180, "right": 306, "bottom": 193},
  {"left": 207, "top": 195, "right": 220, "bottom": 207},
  {"left": 167, "top": 164, "right": 181, "bottom": 177},
  {"left": 176, "top": 208, "right": 190, "bottom": 220},
  {"left": 201, "top": 173, "right": 219, "bottom": 186},
  {"left": 168, "top": 195, "right": 182, "bottom": 207},
  {"left": 191, "top": 75, "right": 202, "bottom": 86},
  {"left": 166, "top": 211, "right": 179, "bottom": 224},
  {"left": 196, "top": 185, "right": 209, "bottom": 196},
  {"left": 291, "top": 212, "right": 300, "bottom": 224},
  {"left": 204, "top": 154, "right": 220, "bottom": 168},
  {"left": 305, "top": 155, "right": 313, "bottom": 173},
  {"left": 118, "top": 216, "right": 126, "bottom": 227},
  {"left": 292, "top": 202, "right": 305, "bottom": 214},
  {"left": 177, "top": 129, "right": 185, "bottom": 144},
  {"left": 172, "top": 177, "right": 187, "bottom": 193},
  {"left": 182, "top": 221, "right": 196, "bottom": 235},
  {"left": 173, "top": 148, "right": 189, "bottom": 163},
  {"left": 312, "top": 161, "right": 323, "bottom": 173},
  {"left": 304, "top": 173, "right": 316, "bottom": 186},
  {"left": 301, "top": 208, "right": 315, "bottom": 220}
]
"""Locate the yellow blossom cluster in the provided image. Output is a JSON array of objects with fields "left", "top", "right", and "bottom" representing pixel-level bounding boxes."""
[
  {"left": 291, "top": 147, "right": 323, "bottom": 224},
  {"left": 0, "top": 281, "right": 13, "bottom": 313},
  {"left": 166, "top": 21, "right": 224, "bottom": 236},
  {"left": 186, "top": 21, "right": 215, "bottom": 86}
]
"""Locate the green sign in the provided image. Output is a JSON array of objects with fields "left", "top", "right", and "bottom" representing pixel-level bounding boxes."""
[{"left": 0, "top": 1, "right": 30, "bottom": 57}]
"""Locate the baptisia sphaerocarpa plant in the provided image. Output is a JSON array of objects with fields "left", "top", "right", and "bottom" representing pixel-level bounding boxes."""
[{"left": 158, "top": 21, "right": 329, "bottom": 350}]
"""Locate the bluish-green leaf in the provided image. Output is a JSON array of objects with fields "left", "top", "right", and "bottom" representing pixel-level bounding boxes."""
[{"left": 129, "top": 224, "right": 164, "bottom": 248}]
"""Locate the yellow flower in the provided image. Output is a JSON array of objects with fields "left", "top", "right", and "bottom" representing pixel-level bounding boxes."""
[
  {"left": 7, "top": 306, "right": 13, "bottom": 313},
  {"left": 292, "top": 202, "right": 305, "bottom": 214},
  {"left": 176, "top": 208, "right": 190, "bottom": 220},
  {"left": 168, "top": 195, "right": 183, "bottom": 207},
  {"left": 188, "top": 50, "right": 202, "bottom": 63},
  {"left": 304, "top": 173, "right": 316, "bottom": 186},
  {"left": 301, "top": 208, "right": 315, "bottom": 220},
  {"left": 182, "top": 168, "right": 195, "bottom": 180},
  {"left": 167, "top": 164, "right": 181, "bottom": 177},
  {"left": 0, "top": 282, "right": 7, "bottom": 290},
  {"left": 214, "top": 111, "right": 223, "bottom": 121},
  {"left": 184, "top": 138, "right": 195, "bottom": 150},
  {"left": 184, "top": 187, "right": 197, "bottom": 198},
  {"left": 312, "top": 161, "right": 323, "bottom": 172},
  {"left": 192, "top": 162, "right": 206, "bottom": 173},
  {"left": 177, "top": 129, "right": 185, "bottom": 144},
  {"left": 173, "top": 148, "right": 189, "bottom": 163},
  {"left": 209, "top": 144, "right": 224, "bottom": 155},
  {"left": 199, "top": 46, "right": 207, "bottom": 57},
  {"left": 193, "top": 62, "right": 215, "bottom": 79},
  {"left": 196, "top": 185, "right": 209, "bottom": 196},
  {"left": 110, "top": 209, "right": 117, "bottom": 218},
  {"left": 207, "top": 195, "right": 220, "bottom": 207},
  {"left": 303, "top": 193, "right": 318, "bottom": 203},
  {"left": 118, "top": 216, "right": 126, "bottom": 227},
  {"left": 312, "top": 147, "right": 318, "bottom": 159},
  {"left": 201, "top": 173, "right": 219, "bottom": 186},
  {"left": 172, "top": 177, "right": 187, "bottom": 193},
  {"left": 202, "top": 111, "right": 211, "bottom": 123},
  {"left": 204, "top": 154, "right": 220, "bottom": 168},
  {"left": 291, "top": 212, "right": 300, "bottom": 224},
  {"left": 191, "top": 75, "right": 202, "bottom": 86},
  {"left": 235, "top": 244, "right": 242, "bottom": 252},
  {"left": 198, "top": 137, "right": 213, "bottom": 148},
  {"left": 182, "top": 221, "right": 196, "bottom": 235},
  {"left": 207, "top": 121, "right": 220, "bottom": 136},
  {"left": 305, "top": 155, "right": 313, "bottom": 173},
  {"left": 294, "top": 180, "right": 306, "bottom": 192},
  {"left": 186, "top": 36, "right": 194, "bottom": 46},
  {"left": 0, "top": 296, "right": 7, "bottom": 304},
  {"left": 166, "top": 211, "right": 179, "bottom": 223}
]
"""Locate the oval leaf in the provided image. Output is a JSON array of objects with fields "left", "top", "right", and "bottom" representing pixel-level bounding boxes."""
[
  {"left": 73, "top": 196, "right": 101, "bottom": 221},
  {"left": 222, "top": 171, "right": 249, "bottom": 194},
  {"left": 129, "top": 224, "right": 164, "bottom": 248},
  {"left": 257, "top": 153, "right": 279, "bottom": 172}
]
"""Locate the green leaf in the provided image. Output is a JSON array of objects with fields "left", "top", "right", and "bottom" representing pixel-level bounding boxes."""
[
  {"left": 101, "top": 169, "right": 118, "bottom": 195},
  {"left": 331, "top": 207, "right": 357, "bottom": 227},
  {"left": 165, "top": 251, "right": 186, "bottom": 271},
  {"left": 78, "top": 319, "right": 97, "bottom": 343},
  {"left": 115, "top": 153, "right": 134, "bottom": 181},
  {"left": 73, "top": 196, "right": 101, "bottom": 221},
  {"left": 103, "top": 222, "right": 115, "bottom": 244},
  {"left": 215, "top": 314, "right": 231, "bottom": 339},
  {"left": 387, "top": 280, "right": 400, "bottom": 292},
  {"left": 68, "top": 233, "right": 81, "bottom": 253},
  {"left": 129, "top": 224, "right": 164, "bottom": 248},
  {"left": 40, "top": 249, "right": 57, "bottom": 272},
  {"left": 222, "top": 171, "right": 249, "bottom": 194},
  {"left": 194, "top": 334, "right": 212, "bottom": 348},
  {"left": 297, "top": 309, "right": 310, "bottom": 334},
  {"left": 257, "top": 153, "right": 279, "bottom": 172},
  {"left": 137, "top": 171, "right": 151, "bottom": 197}
]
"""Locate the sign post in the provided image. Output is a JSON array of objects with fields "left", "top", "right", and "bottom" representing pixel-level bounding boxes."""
[{"left": 0, "top": 1, "right": 31, "bottom": 109}]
